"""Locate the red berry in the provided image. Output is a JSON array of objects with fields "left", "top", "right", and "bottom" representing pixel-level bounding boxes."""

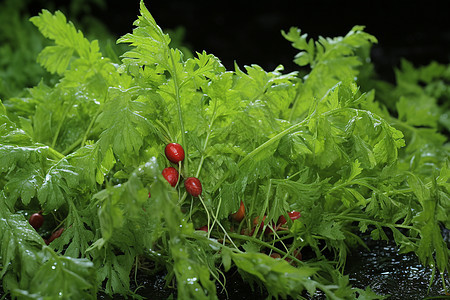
[
  {"left": 250, "top": 215, "right": 267, "bottom": 235},
  {"left": 252, "top": 215, "right": 277, "bottom": 234},
  {"left": 29, "top": 213, "right": 44, "bottom": 230},
  {"left": 270, "top": 253, "right": 281, "bottom": 259},
  {"left": 197, "top": 225, "right": 208, "bottom": 232},
  {"left": 253, "top": 215, "right": 266, "bottom": 227},
  {"left": 278, "top": 211, "right": 301, "bottom": 225},
  {"left": 184, "top": 177, "right": 202, "bottom": 197},
  {"left": 47, "top": 227, "right": 64, "bottom": 244},
  {"left": 286, "top": 249, "right": 303, "bottom": 265},
  {"left": 231, "top": 201, "right": 245, "bottom": 222},
  {"left": 162, "top": 167, "right": 179, "bottom": 187},
  {"left": 293, "top": 249, "right": 302, "bottom": 261},
  {"left": 289, "top": 211, "right": 301, "bottom": 220},
  {"left": 165, "top": 143, "right": 185, "bottom": 164}
]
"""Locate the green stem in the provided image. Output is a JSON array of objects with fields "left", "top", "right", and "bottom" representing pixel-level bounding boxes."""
[
  {"left": 81, "top": 89, "right": 110, "bottom": 149},
  {"left": 333, "top": 215, "right": 421, "bottom": 232},
  {"left": 195, "top": 104, "right": 218, "bottom": 178},
  {"left": 43, "top": 245, "right": 61, "bottom": 260},
  {"left": 61, "top": 137, "right": 83, "bottom": 156},
  {"left": 167, "top": 49, "right": 187, "bottom": 174},
  {"left": 212, "top": 114, "right": 314, "bottom": 193},
  {"left": 46, "top": 146, "right": 65, "bottom": 160},
  {"left": 270, "top": 229, "right": 290, "bottom": 254},
  {"left": 228, "top": 233, "right": 305, "bottom": 266},
  {"left": 270, "top": 232, "right": 294, "bottom": 242},
  {"left": 252, "top": 179, "right": 272, "bottom": 238},
  {"left": 81, "top": 105, "right": 102, "bottom": 148},
  {"left": 198, "top": 195, "right": 211, "bottom": 236},
  {"left": 237, "top": 123, "right": 304, "bottom": 168},
  {"left": 314, "top": 283, "right": 343, "bottom": 300},
  {"left": 60, "top": 92, "right": 106, "bottom": 155},
  {"left": 288, "top": 83, "right": 303, "bottom": 122},
  {"left": 51, "top": 98, "right": 75, "bottom": 149},
  {"left": 440, "top": 272, "right": 448, "bottom": 295},
  {"left": 154, "top": 119, "right": 173, "bottom": 142},
  {"left": 328, "top": 178, "right": 377, "bottom": 193},
  {"left": 384, "top": 188, "right": 414, "bottom": 195}
]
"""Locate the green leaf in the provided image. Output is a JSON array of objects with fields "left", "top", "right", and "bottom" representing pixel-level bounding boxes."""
[
  {"left": 117, "top": 0, "right": 171, "bottom": 69},
  {"left": 0, "top": 101, "right": 32, "bottom": 145},
  {"left": 96, "top": 247, "right": 134, "bottom": 295},
  {"left": 94, "top": 187, "right": 125, "bottom": 242},
  {"left": 36, "top": 45, "right": 74, "bottom": 75},
  {"left": 242, "top": 241, "right": 261, "bottom": 253},
  {"left": 285, "top": 26, "right": 377, "bottom": 122},
  {"left": 409, "top": 174, "right": 449, "bottom": 274},
  {"left": 3, "top": 168, "right": 43, "bottom": 207},
  {"left": 97, "top": 87, "right": 151, "bottom": 165},
  {"left": 54, "top": 204, "right": 95, "bottom": 259},
  {"left": 37, "top": 159, "right": 79, "bottom": 210},
  {"left": 30, "top": 10, "right": 100, "bottom": 74},
  {"left": 281, "top": 27, "right": 315, "bottom": 67},
  {"left": 348, "top": 159, "right": 363, "bottom": 181},
  {"left": 314, "top": 219, "right": 346, "bottom": 241},
  {"left": 221, "top": 247, "right": 232, "bottom": 272},
  {"left": 161, "top": 184, "right": 217, "bottom": 300},
  {"left": 2, "top": 2, "right": 449, "bottom": 299},
  {"left": 13, "top": 248, "right": 96, "bottom": 299},
  {"left": 231, "top": 251, "right": 319, "bottom": 298},
  {"left": 0, "top": 212, "right": 44, "bottom": 285}
]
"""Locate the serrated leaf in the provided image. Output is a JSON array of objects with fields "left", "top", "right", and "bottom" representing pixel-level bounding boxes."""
[
  {"left": 36, "top": 45, "right": 73, "bottom": 74},
  {"left": 15, "top": 248, "right": 96, "bottom": 299},
  {"left": 242, "top": 241, "right": 261, "bottom": 253},
  {"left": 96, "top": 147, "right": 116, "bottom": 185},
  {"left": 231, "top": 251, "right": 319, "bottom": 298},
  {"left": 348, "top": 160, "right": 363, "bottom": 181},
  {"left": 117, "top": 0, "right": 171, "bottom": 69},
  {"left": 37, "top": 159, "right": 78, "bottom": 210},
  {"left": 30, "top": 10, "right": 99, "bottom": 74},
  {"left": 97, "top": 248, "right": 134, "bottom": 295},
  {"left": 0, "top": 212, "right": 45, "bottom": 291},
  {"left": 3, "top": 168, "right": 43, "bottom": 207},
  {"left": 314, "top": 219, "right": 345, "bottom": 240},
  {"left": 97, "top": 88, "right": 151, "bottom": 164}
]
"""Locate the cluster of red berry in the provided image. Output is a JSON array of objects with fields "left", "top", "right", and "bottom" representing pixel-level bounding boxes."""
[
  {"left": 160, "top": 143, "right": 202, "bottom": 197},
  {"left": 28, "top": 211, "right": 64, "bottom": 245}
]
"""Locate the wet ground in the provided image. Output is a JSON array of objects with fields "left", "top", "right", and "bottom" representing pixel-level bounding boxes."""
[
  {"left": 118, "top": 232, "right": 449, "bottom": 300},
  {"left": 345, "top": 236, "right": 449, "bottom": 300},
  {"left": 2, "top": 232, "right": 449, "bottom": 299}
]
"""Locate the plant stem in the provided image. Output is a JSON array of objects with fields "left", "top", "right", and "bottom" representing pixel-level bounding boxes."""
[
  {"left": 288, "top": 82, "right": 303, "bottom": 122},
  {"left": 333, "top": 215, "right": 421, "bottom": 232},
  {"left": 81, "top": 105, "right": 102, "bottom": 148},
  {"left": 46, "top": 145, "right": 65, "bottom": 160},
  {"left": 228, "top": 232, "right": 305, "bottom": 266},
  {"left": 51, "top": 98, "right": 75, "bottom": 149},
  {"left": 252, "top": 179, "right": 272, "bottom": 238},
  {"left": 61, "top": 137, "right": 83, "bottom": 156},
  {"left": 167, "top": 49, "right": 187, "bottom": 174},
  {"left": 198, "top": 195, "right": 211, "bottom": 237},
  {"left": 195, "top": 104, "right": 217, "bottom": 178},
  {"left": 212, "top": 114, "right": 314, "bottom": 193}
]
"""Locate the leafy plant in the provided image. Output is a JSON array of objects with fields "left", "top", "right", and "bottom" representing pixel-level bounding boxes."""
[{"left": 0, "top": 1, "right": 448, "bottom": 299}]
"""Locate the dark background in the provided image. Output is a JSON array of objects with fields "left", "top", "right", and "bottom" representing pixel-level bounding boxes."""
[
  {"left": 29, "top": 0, "right": 450, "bottom": 81},
  {"left": 103, "top": 0, "right": 450, "bottom": 81}
]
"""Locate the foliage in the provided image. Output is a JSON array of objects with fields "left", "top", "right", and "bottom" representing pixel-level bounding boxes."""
[{"left": 0, "top": 1, "right": 449, "bottom": 299}]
